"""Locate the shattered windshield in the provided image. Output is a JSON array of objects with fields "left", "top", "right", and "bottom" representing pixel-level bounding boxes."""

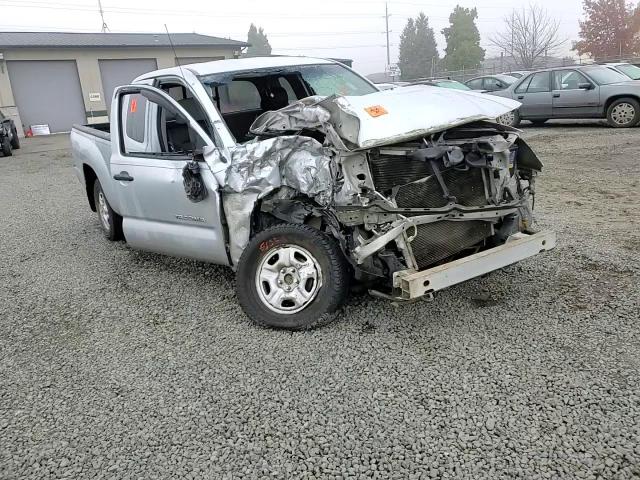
[
  {"left": 296, "top": 64, "right": 377, "bottom": 96},
  {"left": 198, "top": 63, "right": 377, "bottom": 101}
]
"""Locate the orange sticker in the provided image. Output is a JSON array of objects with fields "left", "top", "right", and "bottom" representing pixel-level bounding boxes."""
[
  {"left": 364, "top": 105, "right": 388, "bottom": 117},
  {"left": 130, "top": 98, "right": 138, "bottom": 113}
]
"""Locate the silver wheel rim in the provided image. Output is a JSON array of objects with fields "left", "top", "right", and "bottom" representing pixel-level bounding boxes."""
[
  {"left": 497, "top": 111, "right": 515, "bottom": 126},
  {"left": 256, "top": 245, "right": 322, "bottom": 314},
  {"left": 97, "top": 191, "right": 111, "bottom": 232},
  {"left": 611, "top": 103, "right": 635, "bottom": 125}
]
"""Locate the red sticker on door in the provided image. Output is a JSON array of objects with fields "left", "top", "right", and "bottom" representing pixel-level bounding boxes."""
[{"left": 130, "top": 98, "right": 138, "bottom": 113}]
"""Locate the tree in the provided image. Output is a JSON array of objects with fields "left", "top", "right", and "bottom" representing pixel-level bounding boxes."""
[
  {"left": 490, "top": 4, "right": 566, "bottom": 69},
  {"left": 246, "top": 23, "right": 272, "bottom": 56},
  {"left": 575, "top": 0, "right": 640, "bottom": 59},
  {"left": 442, "top": 6, "right": 485, "bottom": 71},
  {"left": 398, "top": 18, "right": 418, "bottom": 79},
  {"left": 398, "top": 13, "right": 439, "bottom": 80}
]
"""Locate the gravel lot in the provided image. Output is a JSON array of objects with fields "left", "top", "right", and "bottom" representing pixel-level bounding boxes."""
[{"left": 1, "top": 122, "right": 639, "bottom": 479}]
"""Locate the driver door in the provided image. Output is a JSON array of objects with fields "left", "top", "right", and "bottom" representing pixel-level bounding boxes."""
[
  {"left": 110, "top": 85, "right": 229, "bottom": 266},
  {"left": 551, "top": 70, "right": 601, "bottom": 118}
]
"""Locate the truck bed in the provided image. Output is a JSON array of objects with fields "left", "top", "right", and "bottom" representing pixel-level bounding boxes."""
[{"left": 72, "top": 122, "right": 110, "bottom": 141}]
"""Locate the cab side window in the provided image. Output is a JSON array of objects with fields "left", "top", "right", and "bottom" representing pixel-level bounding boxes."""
[
  {"left": 124, "top": 94, "right": 147, "bottom": 143},
  {"left": 157, "top": 81, "right": 212, "bottom": 139},
  {"left": 119, "top": 92, "right": 206, "bottom": 157}
]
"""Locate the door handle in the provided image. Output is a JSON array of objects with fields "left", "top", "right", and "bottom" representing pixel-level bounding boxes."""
[
  {"left": 553, "top": 93, "right": 560, "bottom": 98},
  {"left": 113, "top": 171, "right": 134, "bottom": 182},
  {"left": 517, "top": 95, "right": 524, "bottom": 100}
]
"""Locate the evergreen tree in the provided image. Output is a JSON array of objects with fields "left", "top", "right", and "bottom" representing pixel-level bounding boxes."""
[
  {"left": 442, "top": 6, "right": 485, "bottom": 71},
  {"left": 398, "top": 13, "right": 439, "bottom": 80},
  {"left": 246, "top": 23, "right": 272, "bottom": 56},
  {"left": 414, "top": 13, "right": 439, "bottom": 78},
  {"left": 398, "top": 18, "right": 418, "bottom": 79}
]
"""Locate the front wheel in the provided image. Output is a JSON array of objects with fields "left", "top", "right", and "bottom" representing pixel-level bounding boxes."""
[
  {"left": 236, "top": 224, "right": 350, "bottom": 330},
  {"left": 606, "top": 98, "right": 640, "bottom": 128},
  {"left": 496, "top": 109, "right": 521, "bottom": 127}
]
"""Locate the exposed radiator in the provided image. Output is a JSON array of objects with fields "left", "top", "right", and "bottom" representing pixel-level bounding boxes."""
[
  {"left": 369, "top": 155, "right": 430, "bottom": 192},
  {"left": 410, "top": 220, "right": 492, "bottom": 269},
  {"left": 369, "top": 155, "right": 488, "bottom": 208},
  {"left": 395, "top": 168, "right": 487, "bottom": 208}
]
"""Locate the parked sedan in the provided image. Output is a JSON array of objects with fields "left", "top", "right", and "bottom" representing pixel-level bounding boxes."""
[
  {"left": 465, "top": 74, "right": 517, "bottom": 92},
  {"left": 605, "top": 63, "right": 640, "bottom": 80},
  {"left": 491, "top": 65, "right": 640, "bottom": 128}
]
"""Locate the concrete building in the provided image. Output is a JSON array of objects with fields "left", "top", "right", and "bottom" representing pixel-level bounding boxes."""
[{"left": 0, "top": 32, "right": 248, "bottom": 135}]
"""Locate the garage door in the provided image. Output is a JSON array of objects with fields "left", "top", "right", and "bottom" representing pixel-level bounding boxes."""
[
  {"left": 99, "top": 58, "right": 158, "bottom": 114},
  {"left": 7, "top": 60, "right": 86, "bottom": 133}
]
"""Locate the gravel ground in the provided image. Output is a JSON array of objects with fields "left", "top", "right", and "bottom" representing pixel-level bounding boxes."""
[{"left": 1, "top": 122, "right": 639, "bottom": 479}]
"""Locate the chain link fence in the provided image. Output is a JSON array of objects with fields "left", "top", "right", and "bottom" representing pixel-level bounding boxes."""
[{"left": 403, "top": 55, "right": 640, "bottom": 83}]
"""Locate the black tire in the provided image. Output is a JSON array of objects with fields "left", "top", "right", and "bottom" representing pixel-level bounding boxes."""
[
  {"left": 1, "top": 137, "right": 12, "bottom": 157},
  {"left": 92, "top": 179, "right": 123, "bottom": 241},
  {"left": 530, "top": 118, "right": 548, "bottom": 126},
  {"left": 606, "top": 97, "right": 640, "bottom": 128},
  {"left": 10, "top": 127, "right": 20, "bottom": 149},
  {"left": 236, "top": 224, "right": 350, "bottom": 330}
]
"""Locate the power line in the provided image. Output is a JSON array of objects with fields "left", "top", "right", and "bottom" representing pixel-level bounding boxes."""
[{"left": 0, "top": 1, "right": 386, "bottom": 19}]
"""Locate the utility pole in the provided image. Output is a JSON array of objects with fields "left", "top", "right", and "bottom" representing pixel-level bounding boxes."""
[
  {"left": 385, "top": 2, "right": 391, "bottom": 69},
  {"left": 98, "top": 0, "right": 109, "bottom": 32}
]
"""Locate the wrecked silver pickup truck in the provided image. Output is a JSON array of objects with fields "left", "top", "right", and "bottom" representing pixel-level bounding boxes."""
[{"left": 71, "top": 57, "right": 555, "bottom": 329}]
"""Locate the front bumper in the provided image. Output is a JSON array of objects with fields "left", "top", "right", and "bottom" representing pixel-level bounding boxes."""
[{"left": 392, "top": 230, "right": 556, "bottom": 299}]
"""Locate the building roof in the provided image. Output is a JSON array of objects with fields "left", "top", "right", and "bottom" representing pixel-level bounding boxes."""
[
  {"left": 0, "top": 31, "right": 248, "bottom": 49},
  {"left": 137, "top": 55, "right": 336, "bottom": 80}
]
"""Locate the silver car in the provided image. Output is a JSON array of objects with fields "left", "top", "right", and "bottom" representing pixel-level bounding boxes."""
[{"left": 491, "top": 65, "right": 640, "bottom": 128}]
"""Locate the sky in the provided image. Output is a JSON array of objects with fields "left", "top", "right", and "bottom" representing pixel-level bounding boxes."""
[{"left": 0, "top": 0, "right": 585, "bottom": 74}]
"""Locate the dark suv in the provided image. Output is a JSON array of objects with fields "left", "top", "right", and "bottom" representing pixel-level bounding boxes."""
[{"left": 0, "top": 111, "right": 20, "bottom": 156}]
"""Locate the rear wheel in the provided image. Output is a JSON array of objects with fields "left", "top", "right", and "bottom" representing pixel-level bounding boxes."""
[
  {"left": 92, "top": 179, "right": 123, "bottom": 241},
  {"left": 1, "top": 137, "right": 12, "bottom": 156},
  {"left": 236, "top": 224, "right": 349, "bottom": 330},
  {"left": 10, "top": 127, "right": 20, "bottom": 149},
  {"left": 606, "top": 98, "right": 640, "bottom": 128}
]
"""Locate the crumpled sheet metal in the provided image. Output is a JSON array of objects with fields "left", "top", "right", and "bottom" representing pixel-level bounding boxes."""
[
  {"left": 250, "top": 96, "right": 330, "bottom": 135},
  {"left": 222, "top": 135, "right": 334, "bottom": 265},
  {"left": 223, "top": 191, "right": 259, "bottom": 268},
  {"left": 224, "top": 135, "right": 333, "bottom": 203}
]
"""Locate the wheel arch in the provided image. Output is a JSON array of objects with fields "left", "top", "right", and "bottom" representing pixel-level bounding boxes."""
[
  {"left": 82, "top": 164, "right": 98, "bottom": 211},
  {"left": 604, "top": 94, "right": 640, "bottom": 115}
]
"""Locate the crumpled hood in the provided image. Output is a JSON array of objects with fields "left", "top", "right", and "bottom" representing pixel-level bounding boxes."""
[{"left": 330, "top": 85, "right": 521, "bottom": 149}]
